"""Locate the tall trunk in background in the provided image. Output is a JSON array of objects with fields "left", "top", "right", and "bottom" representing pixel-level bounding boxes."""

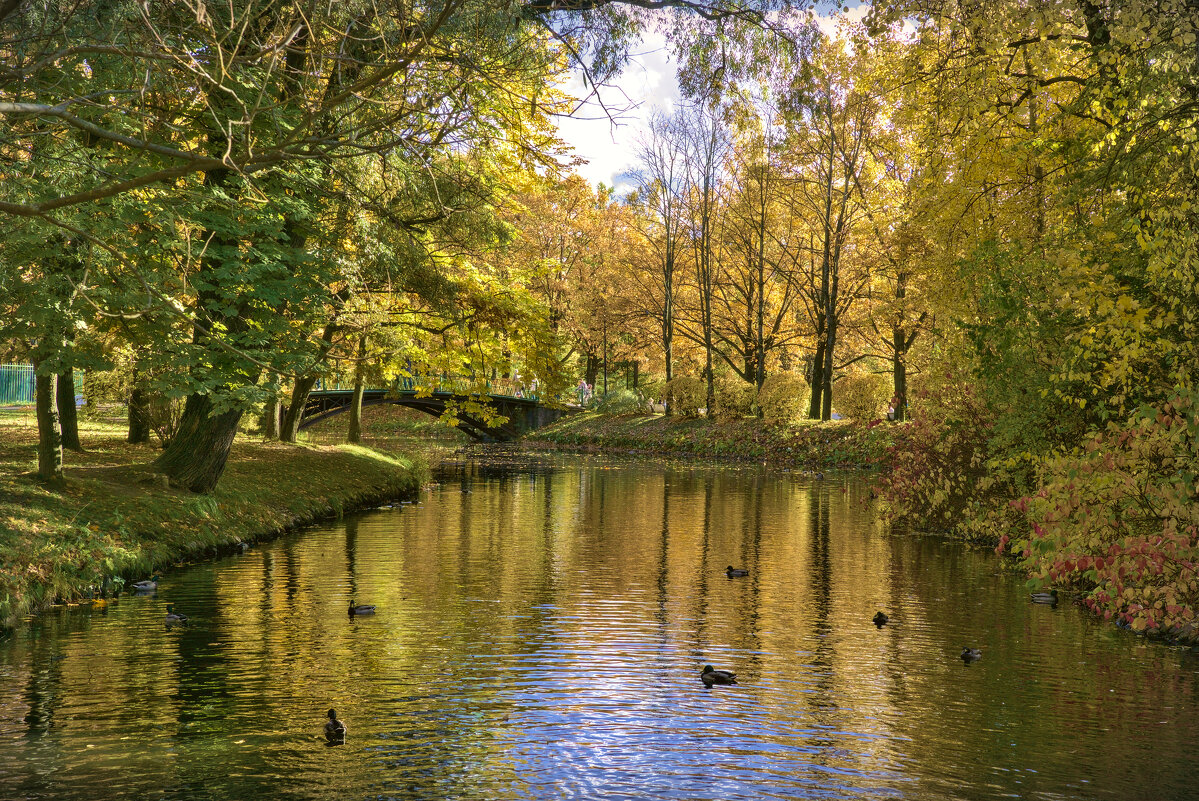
[
  {"left": 56, "top": 366, "right": 82, "bottom": 451},
  {"left": 128, "top": 383, "right": 152, "bottom": 444},
  {"left": 35, "top": 370, "right": 64, "bottom": 484},
  {"left": 602, "top": 336, "right": 609, "bottom": 396},
  {"left": 260, "top": 399, "right": 282, "bottom": 439}
]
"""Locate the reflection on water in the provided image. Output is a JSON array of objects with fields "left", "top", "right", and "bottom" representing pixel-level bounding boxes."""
[{"left": 2, "top": 453, "right": 1198, "bottom": 800}]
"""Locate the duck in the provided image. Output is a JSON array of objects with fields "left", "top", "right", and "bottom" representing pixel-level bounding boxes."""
[
  {"left": 348, "top": 601, "right": 376, "bottom": 617},
  {"left": 164, "top": 604, "right": 188, "bottom": 627},
  {"left": 960, "top": 647, "right": 982, "bottom": 662},
  {"left": 132, "top": 576, "right": 160, "bottom": 592},
  {"left": 726, "top": 566, "right": 749, "bottom": 578},
  {"left": 1030, "top": 589, "right": 1059, "bottom": 604},
  {"left": 873, "top": 611, "right": 888, "bottom": 627},
  {"left": 700, "top": 664, "right": 738, "bottom": 687},
  {"left": 325, "top": 708, "right": 347, "bottom": 743}
]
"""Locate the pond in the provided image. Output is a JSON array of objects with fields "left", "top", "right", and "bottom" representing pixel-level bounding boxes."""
[{"left": 2, "top": 452, "right": 1197, "bottom": 800}]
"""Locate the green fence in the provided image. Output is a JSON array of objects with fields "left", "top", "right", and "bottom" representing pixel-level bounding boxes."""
[{"left": 0, "top": 364, "right": 36, "bottom": 405}]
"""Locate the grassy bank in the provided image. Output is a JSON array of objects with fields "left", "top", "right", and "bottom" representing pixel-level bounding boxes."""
[
  {"left": 525, "top": 411, "right": 896, "bottom": 470},
  {"left": 0, "top": 409, "right": 430, "bottom": 626}
]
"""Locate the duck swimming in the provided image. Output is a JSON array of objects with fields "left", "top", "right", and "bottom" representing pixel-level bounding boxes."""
[
  {"left": 960, "top": 647, "right": 982, "bottom": 662},
  {"left": 873, "top": 611, "right": 888, "bottom": 627},
  {"left": 132, "top": 576, "right": 160, "bottom": 592},
  {"left": 700, "top": 665, "right": 738, "bottom": 687},
  {"left": 348, "top": 601, "right": 376, "bottom": 617},
  {"left": 325, "top": 708, "right": 347, "bottom": 743},
  {"left": 1030, "top": 589, "right": 1058, "bottom": 604},
  {"left": 726, "top": 566, "right": 749, "bottom": 578},
  {"left": 164, "top": 604, "right": 188, "bottom": 627}
]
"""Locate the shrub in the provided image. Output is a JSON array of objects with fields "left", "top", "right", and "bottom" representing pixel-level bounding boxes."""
[
  {"left": 663, "top": 376, "right": 705, "bottom": 418},
  {"left": 713, "top": 372, "right": 755, "bottom": 419},
  {"left": 595, "top": 389, "right": 646, "bottom": 415},
  {"left": 834, "top": 373, "right": 888, "bottom": 421},
  {"left": 756, "top": 373, "right": 807, "bottom": 422},
  {"left": 1006, "top": 390, "right": 1199, "bottom": 639},
  {"left": 874, "top": 375, "right": 1001, "bottom": 536}
]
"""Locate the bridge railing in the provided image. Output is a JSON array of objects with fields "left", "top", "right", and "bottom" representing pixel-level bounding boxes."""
[{"left": 312, "top": 373, "right": 553, "bottom": 402}]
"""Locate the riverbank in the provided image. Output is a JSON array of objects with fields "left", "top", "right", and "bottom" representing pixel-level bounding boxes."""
[
  {"left": 0, "top": 412, "right": 429, "bottom": 626},
  {"left": 524, "top": 411, "right": 897, "bottom": 469}
]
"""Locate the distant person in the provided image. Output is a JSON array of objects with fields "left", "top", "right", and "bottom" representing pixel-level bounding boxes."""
[{"left": 576, "top": 378, "right": 588, "bottom": 404}]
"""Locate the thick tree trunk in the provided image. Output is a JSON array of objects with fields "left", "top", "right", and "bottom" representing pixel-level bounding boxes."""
[
  {"left": 807, "top": 341, "right": 825, "bottom": 419},
  {"left": 821, "top": 318, "right": 836, "bottom": 421},
  {"left": 153, "top": 394, "right": 243, "bottom": 493},
  {"left": 35, "top": 371, "right": 64, "bottom": 484},
  {"left": 892, "top": 327, "right": 908, "bottom": 422},
  {"left": 56, "top": 367, "right": 82, "bottom": 452}
]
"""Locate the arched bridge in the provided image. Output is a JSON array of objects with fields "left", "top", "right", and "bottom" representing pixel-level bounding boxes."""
[{"left": 298, "top": 389, "right": 570, "bottom": 441}]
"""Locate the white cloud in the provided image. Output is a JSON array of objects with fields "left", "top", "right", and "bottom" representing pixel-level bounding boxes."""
[
  {"left": 554, "top": 5, "right": 883, "bottom": 193},
  {"left": 554, "top": 32, "right": 680, "bottom": 193}
]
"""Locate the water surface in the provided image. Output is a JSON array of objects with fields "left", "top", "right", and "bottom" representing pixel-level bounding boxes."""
[{"left": 1, "top": 453, "right": 1197, "bottom": 799}]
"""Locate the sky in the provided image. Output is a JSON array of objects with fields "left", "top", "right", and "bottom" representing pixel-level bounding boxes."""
[
  {"left": 553, "top": 7, "right": 870, "bottom": 193},
  {"left": 553, "top": 31, "right": 681, "bottom": 194}
]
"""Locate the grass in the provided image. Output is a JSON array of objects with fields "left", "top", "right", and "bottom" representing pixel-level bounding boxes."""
[
  {"left": 0, "top": 405, "right": 435, "bottom": 626},
  {"left": 525, "top": 410, "right": 898, "bottom": 470}
]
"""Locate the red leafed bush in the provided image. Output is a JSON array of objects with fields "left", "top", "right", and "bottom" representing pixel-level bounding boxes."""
[{"left": 1006, "top": 390, "right": 1199, "bottom": 638}]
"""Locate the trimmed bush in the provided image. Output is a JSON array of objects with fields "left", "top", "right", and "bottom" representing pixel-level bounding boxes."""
[
  {"left": 757, "top": 373, "right": 807, "bottom": 422},
  {"left": 663, "top": 376, "right": 705, "bottom": 418},
  {"left": 835, "top": 373, "right": 888, "bottom": 422},
  {"left": 714, "top": 372, "right": 755, "bottom": 419}
]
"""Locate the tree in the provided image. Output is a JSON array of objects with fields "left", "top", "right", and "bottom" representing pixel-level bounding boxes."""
[
  {"left": 630, "top": 110, "right": 690, "bottom": 391},
  {"left": 781, "top": 36, "right": 875, "bottom": 420},
  {"left": 678, "top": 101, "right": 730, "bottom": 415}
]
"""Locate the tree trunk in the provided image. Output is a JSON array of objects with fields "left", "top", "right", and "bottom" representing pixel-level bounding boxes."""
[
  {"left": 56, "top": 367, "right": 83, "bottom": 452},
  {"left": 602, "top": 337, "right": 609, "bottom": 396},
  {"left": 35, "top": 371, "right": 64, "bottom": 484},
  {"left": 348, "top": 334, "right": 367, "bottom": 443},
  {"left": 153, "top": 394, "right": 243, "bottom": 493},
  {"left": 260, "top": 399, "right": 282, "bottom": 439},
  {"left": 821, "top": 318, "right": 836, "bottom": 421},
  {"left": 280, "top": 322, "right": 338, "bottom": 442},
  {"left": 807, "top": 342, "right": 825, "bottom": 419},
  {"left": 281, "top": 376, "right": 319, "bottom": 443},
  {"left": 128, "top": 383, "right": 152, "bottom": 444},
  {"left": 585, "top": 353, "right": 600, "bottom": 388},
  {"left": 892, "top": 332, "right": 907, "bottom": 422}
]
